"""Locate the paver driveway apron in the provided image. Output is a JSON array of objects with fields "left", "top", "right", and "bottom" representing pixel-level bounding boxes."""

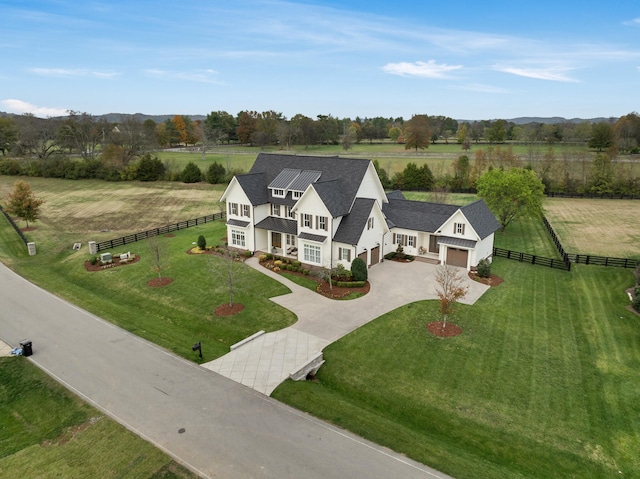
[{"left": 203, "top": 258, "right": 489, "bottom": 394}]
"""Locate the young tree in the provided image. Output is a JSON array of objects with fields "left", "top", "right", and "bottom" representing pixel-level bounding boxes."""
[
  {"left": 5, "top": 180, "right": 45, "bottom": 228},
  {"left": 205, "top": 162, "right": 226, "bottom": 184},
  {"left": 148, "top": 234, "right": 169, "bottom": 279},
  {"left": 210, "top": 250, "right": 246, "bottom": 307},
  {"left": 476, "top": 167, "right": 545, "bottom": 232},
  {"left": 404, "top": 114, "right": 430, "bottom": 152},
  {"left": 434, "top": 264, "right": 468, "bottom": 329}
]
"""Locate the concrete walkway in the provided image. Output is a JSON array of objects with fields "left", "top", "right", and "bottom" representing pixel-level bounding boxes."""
[{"left": 203, "top": 259, "right": 489, "bottom": 395}]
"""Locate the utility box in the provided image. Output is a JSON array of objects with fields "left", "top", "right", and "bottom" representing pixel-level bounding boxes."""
[
  {"left": 20, "top": 340, "right": 33, "bottom": 357},
  {"left": 27, "top": 242, "right": 36, "bottom": 256},
  {"left": 88, "top": 241, "right": 97, "bottom": 255},
  {"left": 100, "top": 252, "right": 112, "bottom": 263}
]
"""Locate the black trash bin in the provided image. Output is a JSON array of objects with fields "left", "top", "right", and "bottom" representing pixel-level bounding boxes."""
[{"left": 20, "top": 340, "right": 32, "bottom": 357}]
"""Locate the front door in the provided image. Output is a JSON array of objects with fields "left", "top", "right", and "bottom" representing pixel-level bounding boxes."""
[{"left": 272, "top": 232, "right": 282, "bottom": 248}]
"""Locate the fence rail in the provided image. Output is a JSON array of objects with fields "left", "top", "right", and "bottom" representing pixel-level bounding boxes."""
[
  {"left": 492, "top": 247, "right": 571, "bottom": 271},
  {"left": 95, "top": 212, "right": 226, "bottom": 252},
  {"left": 566, "top": 254, "right": 639, "bottom": 269},
  {"left": 0, "top": 204, "right": 28, "bottom": 245},
  {"left": 546, "top": 192, "right": 640, "bottom": 200}
]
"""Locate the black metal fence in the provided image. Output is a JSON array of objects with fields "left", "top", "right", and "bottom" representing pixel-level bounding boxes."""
[
  {"left": 95, "top": 212, "right": 226, "bottom": 252},
  {"left": 0, "top": 204, "right": 28, "bottom": 245},
  {"left": 493, "top": 247, "right": 571, "bottom": 271}
]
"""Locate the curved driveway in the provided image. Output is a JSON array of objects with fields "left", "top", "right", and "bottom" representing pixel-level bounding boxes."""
[
  {"left": 204, "top": 258, "right": 489, "bottom": 394},
  {"left": 0, "top": 262, "right": 455, "bottom": 479}
]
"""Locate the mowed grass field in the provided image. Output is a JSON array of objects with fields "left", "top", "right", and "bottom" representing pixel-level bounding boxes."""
[{"left": 544, "top": 198, "right": 640, "bottom": 259}]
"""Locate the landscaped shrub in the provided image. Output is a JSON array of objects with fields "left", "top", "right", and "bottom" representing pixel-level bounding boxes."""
[
  {"left": 244, "top": 250, "right": 252, "bottom": 258},
  {"left": 205, "top": 162, "right": 226, "bottom": 184},
  {"left": 181, "top": 162, "right": 202, "bottom": 183},
  {"left": 302, "top": 269, "right": 309, "bottom": 275},
  {"left": 197, "top": 235, "right": 206, "bottom": 250},
  {"left": 274, "top": 260, "right": 283, "bottom": 267},
  {"left": 89, "top": 256, "right": 98, "bottom": 266},
  {"left": 477, "top": 258, "right": 491, "bottom": 278},
  {"left": 336, "top": 281, "right": 366, "bottom": 288},
  {"left": 384, "top": 252, "right": 396, "bottom": 260},
  {"left": 351, "top": 257, "right": 367, "bottom": 282},
  {"left": 265, "top": 253, "right": 273, "bottom": 260},
  {"left": 292, "top": 261, "right": 301, "bottom": 268}
]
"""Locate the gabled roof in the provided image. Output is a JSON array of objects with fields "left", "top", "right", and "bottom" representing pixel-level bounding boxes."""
[
  {"left": 382, "top": 198, "right": 458, "bottom": 233},
  {"left": 245, "top": 153, "right": 371, "bottom": 211},
  {"left": 235, "top": 173, "right": 268, "bottom": 205},
  {"left": 312, "top": 179, "right": 349, "bottom": 217},
  {"left": 386, "top": 190, "right": 406, "bottom": 201},
  {"left": 333, "top": 198, "right": 376, "bottom": 245},
  {"left": 460, "top": 200, "right": 501, "bottom": 239}
]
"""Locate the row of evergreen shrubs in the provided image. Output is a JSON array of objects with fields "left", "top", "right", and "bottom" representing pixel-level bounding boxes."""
[{"left": 336, "top": 281, "right": 367, "bottom": 288}]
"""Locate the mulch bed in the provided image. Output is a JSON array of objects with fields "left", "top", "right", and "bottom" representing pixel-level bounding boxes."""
[
  {"left": 260, "top": 260, "right": 370, "bottom": 299},
  {"left": 20, "top": 227, "right": 37, "bottom": 232},
  {"left": 214, "top": 303, "right": 245, "bottom": 316},
  {"left": 468, "top": 271, "right": 504, "bottom": 287},
  {"left": 427, "top": 321, "right": 462, "bottom": 337},
  {"left": 186, "top": 247, "right": 216, "bottom": 255},
  {"left": 85, "top": 255, "right": 141, "bottom": 272},
  {"left": 147, "top": 277, "right": 174, "bottom": 287},
  {"left": 316, "top": 280, "right": 370, "bottom": 299}
]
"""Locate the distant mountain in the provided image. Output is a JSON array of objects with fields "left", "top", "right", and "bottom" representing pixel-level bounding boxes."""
[{"left": 457, "top": 116, "right": 615, "bottom": 125}]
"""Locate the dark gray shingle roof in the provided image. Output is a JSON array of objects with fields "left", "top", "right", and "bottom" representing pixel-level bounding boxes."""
[
  {"left": 460, "top": 200, "right": 501, "bottom": 239},
  {"left": 382, "top": 199, "right": 458, "bottom": 233},
  {"left": 312, "top": 180, "right": 349, "bottom": 217},
  {"left": 248, "top": 153, "right": 371, "bottom": 214},
  {"left": 386, "top": 190, "right": 406, "bottom": 200},
  {"left": 333, "top": 198, "right": 375, "bottom": 245},
  {"left": 235, "top": 173, "right": 268, "bottom": 205}
]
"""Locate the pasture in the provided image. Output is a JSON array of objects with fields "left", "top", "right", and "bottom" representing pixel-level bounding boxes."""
[{"left": 544, "top": 198, "right": 640, "bottom": 258}]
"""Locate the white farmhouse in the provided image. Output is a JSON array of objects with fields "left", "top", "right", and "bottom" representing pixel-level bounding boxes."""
[{"left": 220, "top": 153, "right": 500, "bottom": 270}]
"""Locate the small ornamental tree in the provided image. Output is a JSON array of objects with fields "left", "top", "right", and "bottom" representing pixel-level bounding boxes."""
[
  {"left": 148, "top": 235, "right": 169, "bottom": 279},
  {"left": 5, "top": 180, "right": 44, "bottom": 228},
  {"left": 197, "top": 235, "right": 207, "bottom": 250},
  {"left": 434, "top": 264, "right": 468, "bottom": 329},
  {"left": 351, "top": 257, "right": 368, "bottom": 282},
  {"left": 476, "top": 258, "right": 491, "bottom": 278}
]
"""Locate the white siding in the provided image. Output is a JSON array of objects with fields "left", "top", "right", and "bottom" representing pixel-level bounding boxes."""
[{"left": 354, "top": 162, "right": 388, "bottom": 208}]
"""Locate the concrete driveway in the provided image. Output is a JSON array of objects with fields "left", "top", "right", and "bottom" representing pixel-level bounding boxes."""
[
  {"left": 0, "top": 262, "right": 453, "bottom": 479},
  {"left": 203, "top": 259, "right": 489, "bottom": 394}
]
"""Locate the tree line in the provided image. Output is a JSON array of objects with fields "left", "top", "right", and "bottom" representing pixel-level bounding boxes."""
[{"left": 0, "top": 109, "right": 638, "bottom": 189}]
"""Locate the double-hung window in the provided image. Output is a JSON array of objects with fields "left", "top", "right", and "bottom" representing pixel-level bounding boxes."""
[
  {"left": 229, "top": 203, "right": 238, "bottom": 216},
  {"left": 303, "top": 214, "right": 312, "bottom": 228}
]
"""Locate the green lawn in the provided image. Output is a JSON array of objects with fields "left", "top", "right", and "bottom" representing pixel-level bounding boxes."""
[
  {"left": 273, "top": 260, "right": 640, "bottom": 478},
  {"left": 0, "top": 357, "right": 197, "bottom": 478},
  {"left": 0, "top": 217, "right": 296, "bottom": 362}
]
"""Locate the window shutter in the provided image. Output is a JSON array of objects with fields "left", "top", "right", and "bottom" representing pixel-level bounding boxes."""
[
  {"left": 300, "top": 215, "right": 303, "bottom": 227},
  {"left": 338, "top": 247, "right": 343, "bottom": 259},
  {"left": 393, "top": 233, "right": 396, "bottom": 244},
  {"left": 403, "top": 235, "right": 407, "bottom": 246},
  {"left": 461, "top": 224, "right": 465, "bottom": 234},
  {"left": 413, "top": 236, "right": 417, "bottom": 246},
  {"left": 454, "top": 223, "right": 457, "bottom": 234},
  {"left": 347, "top": 250, "right": 351, "bottom": 261}
]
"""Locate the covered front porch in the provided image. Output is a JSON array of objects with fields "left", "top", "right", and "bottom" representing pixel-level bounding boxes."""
[{"left": 255, "top": 216, "right": 299, "bottom": 258}]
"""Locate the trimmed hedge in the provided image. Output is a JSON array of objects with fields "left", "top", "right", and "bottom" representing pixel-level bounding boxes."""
[{"left": 336, "top": 281, "right": 366, "bottom": 288}]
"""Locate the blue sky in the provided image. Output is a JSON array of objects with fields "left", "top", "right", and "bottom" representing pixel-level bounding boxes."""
[{"left": 1, "top": 0, "right": 639, "bottom": 120}]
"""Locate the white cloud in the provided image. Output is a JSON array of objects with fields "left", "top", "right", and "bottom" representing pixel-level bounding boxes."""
[
  {"left": 493, "top": 64, "right": 579, "bottom": 82},
  {"left": 30, "top": 67, "right": 120, "bottom": 79},
  {"left": 1, "top": 99, "right": 68, "bottom": 117},
  {"left": 382, "top": 60, "right": 462, "bottom": 79},
  {"left": 144, "top": 68, "right": 221, "bottom": 84},
  {"left": 623, "top": 17, "right": 640, "bottom": 27}
]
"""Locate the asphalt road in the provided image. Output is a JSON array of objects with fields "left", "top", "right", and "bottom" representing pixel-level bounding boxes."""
[{"left": 0, "top": 263, "right": 453, "bottom": 479}]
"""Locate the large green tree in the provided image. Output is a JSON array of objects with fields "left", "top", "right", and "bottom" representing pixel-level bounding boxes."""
[
  {"left": 588, "top": 122, "right": 615, "bottom": 151},
  {"left": 0, "top": 117, "right": 18, "bottom": 155},
  {"left": 404, "top": 115, "right": 430, "bottom": 152},
  {"left": 476, "top": 168, "right": 545, "bottom": 232}
]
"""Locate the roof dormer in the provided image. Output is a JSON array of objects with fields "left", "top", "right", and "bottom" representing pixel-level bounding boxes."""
[{"left": 268, "top": 168, "right": 321, "bottom": 200}]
